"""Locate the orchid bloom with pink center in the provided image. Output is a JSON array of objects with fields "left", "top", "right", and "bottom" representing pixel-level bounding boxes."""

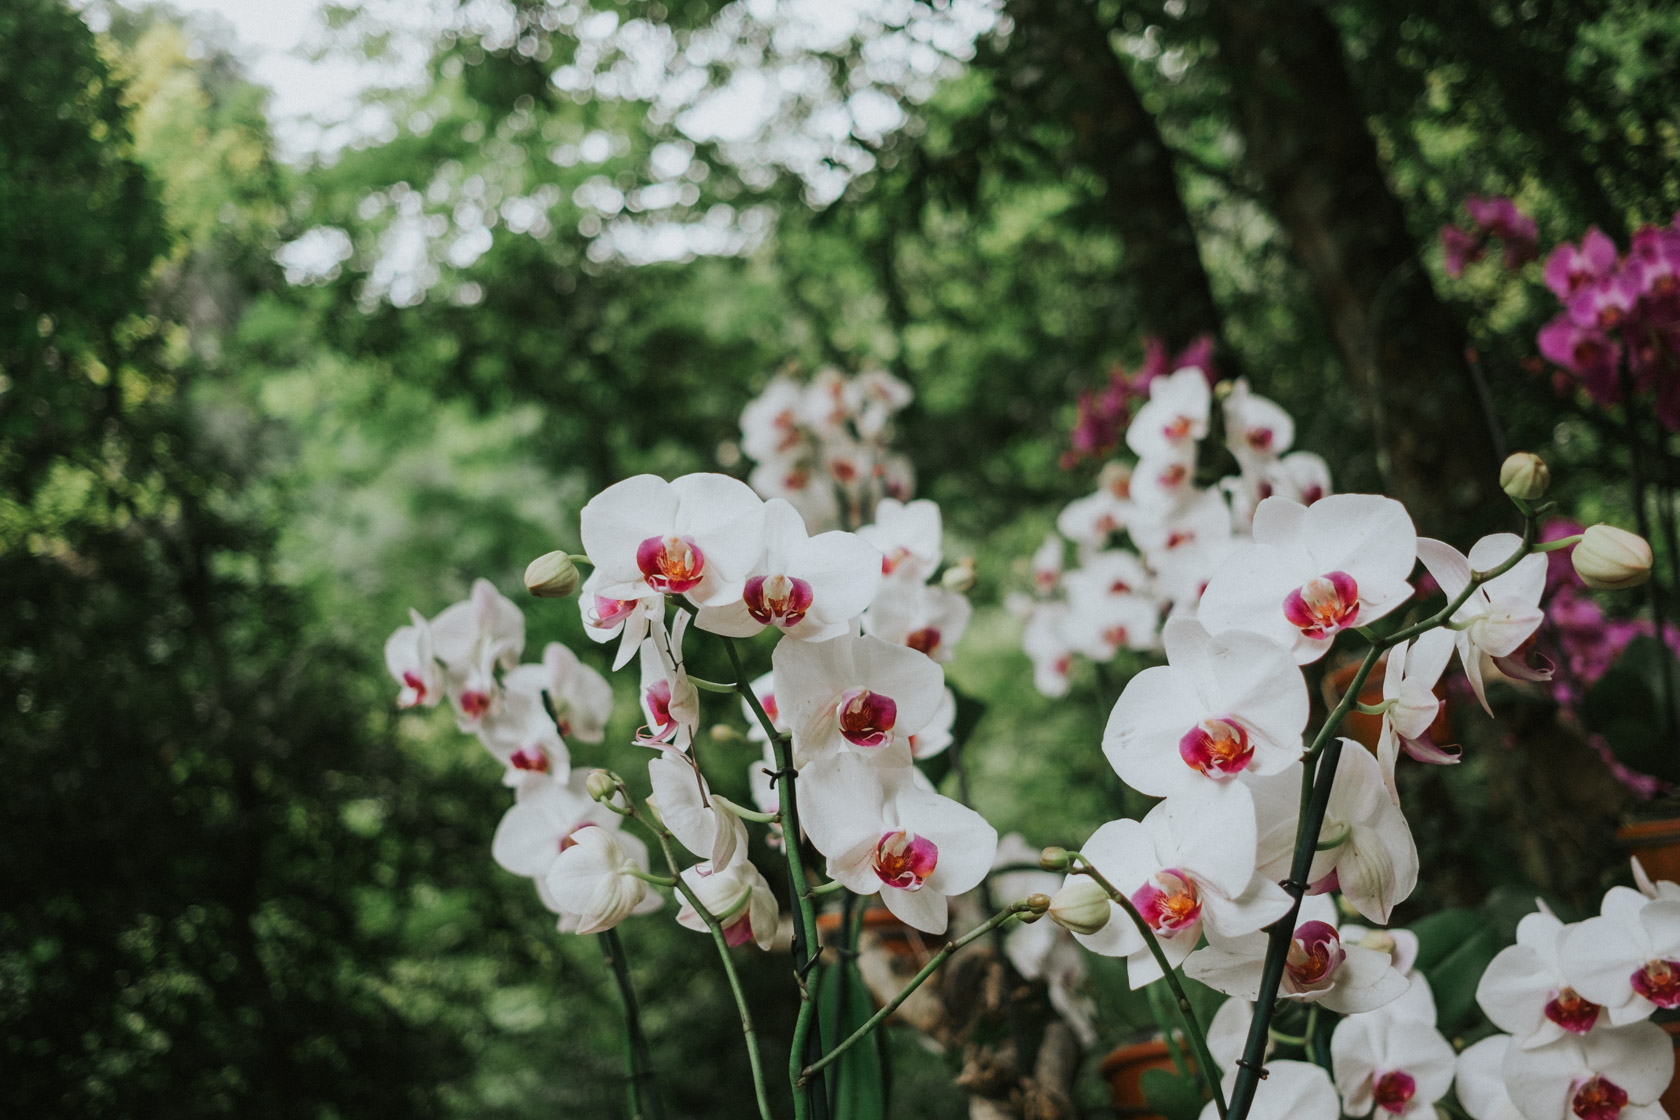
[
  {"left": 1031, "top": 533, "right": 1064, "bottom": 593},
  {"left": 739, "top": 670, "right": 788, "bottom": 744},
  {"left": 1103, "top": 618, "right": 1307, "bottom": 797},
  {"left": 799, "top": 752, "right": 996, "bottom": 934},
  {"left": 675, "top": 858, "right": 779, "bottom": 950},
  {"left": 1223, "top": 379, "right": 1297, "bottom": 476},
  {"left": 1308, "top": 742, "right": 1419, "bottom": 923},
  {"left": 1545, "top": 228, "right": 1621, "bottom": 300},
  {"left": 1126, "top": 367, "right": 1212, "bottom": 461},
  {"left": 544, "top": 824, "right": 660, "bottom": 935},
  {"left": 1060, "top": 585, "right": 1161, "bottom": 663},
  {"left": 1130, "top": 488, "right": 1234, "bottom": 579},
  {"left": 528, "top": 641, "right": 613, "bottom": 744},
  {"left": 1186, "top": 894, "right": 1409, "bottom": 1013},
  {"left": 1455, "top": 1035, "right": 1525, "bottom": 1120},
  {"left": 1055, "top": 464, "right": 1136, "bottom": 548},
  {"left": 1128, "top": 448, "right": 1200, "bottom": 512},
  {"left": 477, "top": 670, "right": 571, "bottom": 785},
  {"left": 1021, "top": 601, "right": 1075, "bottom": 699},
  {"left": 1568, "top": 274, "right": 1642, "bottom": 332},
  {"left": 577, "top": 567, "right": 663, "bottom": 672},
  {"left": 633, "top": 613, "right": 699, "bottom": 753},
  {"left": 1501, "top": 1021, "right": 1673, "bottom": 1120},
  {"left": 580, "top": 473, "right": 767, "bottom": 609},
  {"left": 746, "top": 454, "right": 841, "bottom": 533},
  {"left": 1198, "top": 494, "right": 1417, "bottom": 664},
  {"left": 648, "top": 753, "right": 747, "bottom": 872},
  {"left": 1479, "top": 908, "right": 1606, "bottom": 1049},
  {"left": 695, "top": 498, "right": 882, "bottom": 643},
  {"left": 1374, "top": 629, "right": 1458, "bottom": 802},
  {"left": 492, "top": 773, "right": 643, "bottom": 909},
  {"left": 739, "top": 375, "right": 807, "bottom": 463},
  {"left": 1561, "top": 886, "right": 1680, "bottom": 1025},
  {"left": 1416, "top": 532, "right": 1551, "bottom": 715},
  {"left": 905, "top": 687, "right": 956, "bottom": 760},
  {"left": 1331, "top": 995, "right": 1457, "bottom": 1119},
  {"left": 431, "top": 578, "right": 527, "bottom": 727},
  {"left": 861, "top": 580, "right": 974, "bottom": 663},
  {"left": 1067, "top": 782, "right": 1290, "bottom": 987},
  {"left": 857, "top": 497, "right": 943, "bottom": 583},
  {"left": 772, "top": 633, "right": 946, "bottom": 765},
  {"left": 385, "top": 608, "right": 442, "bottom": 709}
]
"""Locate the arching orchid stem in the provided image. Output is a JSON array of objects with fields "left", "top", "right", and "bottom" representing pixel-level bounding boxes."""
[
  {"left": 625, "top": 867, "right": 677, "bottom": 887},
  {"left": 1354, "top": 699, "right": 1395, "bottom": 716},
  {"left": 1266, "top": 1027, "right": 1306, "bottom": 1047},
  {"left": 1230, "top": 525, "right": 1549, "bottom": 1118},
  {"left": 722, "top": 635, "right": 825, "bottom": 1120},
  {"left": 634, "top": 809, "right": 775, "bottom": 1120},
  {"left": 688, "top": 675, "right": 739, "bottom": 694},
  {"left": 711, "top": 794, "right": 779, "bottom": 825},
  {"left": 600, "top": 928, "right": 664, "bottom": 1120},
  {"left": 804, "top": 878, "right": 849, "bottom": 899},
  {"left": 1533, "top": 535, "right": 1584, "bottom": 552},
  {"left": 1074, "top": 857, "right": 1228, "bottom": 1119},
  {"left": 796, "top": 903, "right": 1031, "bottom": 1087}
]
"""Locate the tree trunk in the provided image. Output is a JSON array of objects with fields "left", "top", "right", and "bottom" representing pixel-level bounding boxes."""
[
  {"left": 999, "top": 0, "right": 1228, "bottom": 356},
  {"left": 1210, "top": 0, "right": 1499, "bottom": 532}
]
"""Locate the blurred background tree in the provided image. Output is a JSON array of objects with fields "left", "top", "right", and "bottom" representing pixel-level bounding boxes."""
[{"left": 3, "top": 0, "right": 1678, "bottom": 1115}]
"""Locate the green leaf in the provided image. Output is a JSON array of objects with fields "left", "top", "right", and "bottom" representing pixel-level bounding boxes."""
[
  {"left": 1408, "top": 907, "right": 1484, "bottom": 972},
  {"left": 816, "top": 958, "right": 887, "bottom": 1120},
  {"left": 1424, "top": 924, "right": 1502, "bottom": 1033},
  {"left": 1140, "top": 1066, "right": 1208, "bottom": 1120}
]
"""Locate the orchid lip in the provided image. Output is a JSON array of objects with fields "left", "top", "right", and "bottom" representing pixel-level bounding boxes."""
[
  {"left": 1631, "top": 958, "right": 1680, "bottom": 1008},
  {"left": 1282, "top": 570, "right": 1360, "bottom": 640},
  {"left": 636, "top": 534, "right": 706, "bottom": 594},
  {"left": 873, "top": 829, "right": 938, "bottom": 890},
  {"left": 1571, "top": 1074, "right": 1630, "bottom": 1120},
  {"left": 1372, "top": 1070, "right": 1417, "bottom": 1114},
  {"left": 459, "top": 690, "right": 491, "bottom": 718},
  {"left": 836, "top": 687, "right": 897, "bottom": 748},
  {"left": 1544, "top": 987, "right": 1602, "bottom": 1033},
  {"left": 906, "top": 627, "right": 942, "bottom": 656},
  {"left": 1130, "top": 869, "right": 1201, "bottom": 933},
  {"left": 744, "top": 573, "right": 814, "bottom": 628},
  {"left": 1284, "top": 920, "right": 1344, "bottom": 991},
  {"left": 1178, "top": 716, "right": 1254, "bottom": 778}
]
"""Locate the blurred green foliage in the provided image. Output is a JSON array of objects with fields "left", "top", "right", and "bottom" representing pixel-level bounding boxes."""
[{"left": 5, "top": 0, "right": 1680, "bottom": 1116}]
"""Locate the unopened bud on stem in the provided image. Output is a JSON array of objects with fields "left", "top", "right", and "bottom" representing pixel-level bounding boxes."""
[
  {"left": 1573, "top": 524, "right": 1653, "bottom": 590},
  {"left": 1499, "top": 452, "right": 1550, "bottom": 501},
  {"left": 1016, "top": 893, "right": 1052, "bottom": 922},
  {"left": 525, "top": 551, "right": 582, "bottom": 598},
  {"left": 941, "top": 557, "right": 977, "bottom": 594},
  {"left": 1048, "top": 879, "right": 1112, "bottom": 935},
  {"left": 1038, "top": 846, "right": 1073, "bottom": 872},
  {"left": 585, "top": 769, "right": 619, "bottom": 803}
]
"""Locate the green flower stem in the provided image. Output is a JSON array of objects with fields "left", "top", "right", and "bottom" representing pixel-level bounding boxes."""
[
  {"left": 600, "top": 927, "right": 663, "bottom": 1120},
  {"left": 1075, "top": 859, "right": 1227, "bottom": 1119},
  {"left": 796, "top": 903, "right": 1031, "bottom": 1086},
  {"left": 628, "top": 797, "right": 775, "bottom": 1120},
  {"left": 688, "top": 674, "right": 739, "bottom": 694},
  {"left": 1533, "top": 535, "right": 1583, "bottom": 552},
  {"left": 722, "top": 636, "right": 824, "bottom": 1120},
  {"left": 1227, "top": 525, "right": 1541, "bottom": 1120}
]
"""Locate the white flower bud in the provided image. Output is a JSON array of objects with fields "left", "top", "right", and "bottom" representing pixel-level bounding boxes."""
[
  {"left": 1572, "top": 524, "right": 1653, "bottom": 590},
  {"left": 940, "top": 557, "right": 977, "bottom": 594},
  {"left": 546, "top": 827, "right": 648, "bottom": 934},
  {"left": 524, "top": 550, "right": 582, "bottom": 598},
  {"left": 585, "top": 769, "right": 618, "bottom": 803},
  {"left": 1048, "top": 878, "right": 1112, "bottom": 936},
  {"left": 1498, "top": 452, "right": 1550, "bottom": 501},
  {"left": 1338, "top": 825, "right": 1400, "bottom": 922}
]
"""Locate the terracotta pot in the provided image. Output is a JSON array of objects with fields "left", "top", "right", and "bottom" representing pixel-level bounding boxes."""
[
  {"left": 1100, "top": 1038, "right": 1195, "bottom": 1118},
  {"left": 814, "top": 906, "right": 947, "bottom": 961},
  {"left": 1325, "top": 655, "right": 1453, "bottom": 753},
  {"left": 1618, "top": 819, "right": 1680, "bottom": 887}
]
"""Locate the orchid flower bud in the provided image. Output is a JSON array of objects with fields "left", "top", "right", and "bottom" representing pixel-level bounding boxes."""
[
  {"left": 525, "top": 551, "right": 582, "bottom": 598},
  {"left": 940, "top": 557, "right": 977, "bottom": 594},
  {"left": 585, "top": 769, "right": 619, "bottom": 803},
  {"left": 1498, "top": 452, "right": 1550, "bottom": 501},
  {"left": 1020, "top": 892, "right": 1053, "bottom": 921},
  {"left": 1039, "top": 846, "right": 1073, "bottom": 872},
  {"left": 1048, "top": 879, "right": 1111, "bottom": 935},
  {"left": 1572, "top": 525, "right": 1653, "bottom": 590}
]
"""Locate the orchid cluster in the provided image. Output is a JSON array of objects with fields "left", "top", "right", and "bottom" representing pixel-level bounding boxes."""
[
  {"left": 1017, "top": 364, "right": 1331, "bottom": 697},
  {"left": 1033, "top": 461, "right": 1658, "bottom": 1120},
  {"left": 1063, "top": 334, "right": 1216, "bottom": 469},
  {"left": 1442, "top": 195, "right": 1541, "bottom": 278},
  {"left": 1536, "top": 216, "right": 1680, "bottom": 428},
  {"left": 735, "top": 366, "right": 917, "bottom": 532}
]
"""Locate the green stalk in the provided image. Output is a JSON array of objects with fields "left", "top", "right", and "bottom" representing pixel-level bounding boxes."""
[
  {"left": 796, "top": 903, "right": 1031, "bottom": 1085},
  {"left": 722, "top": 636, "right": 825, "bottom": 1120},
  {"left": 600, "top": 928, "right": 663, "bottom": 1120},
  {"left": 1226, "top": 523, "right": 1541, "bottom": 1119},
  {"left": 629, "top": 798, "right": 775, "bottom": 1120},
  {"left": 1076, "top": 859, "right": 1227, "bottom": 1119}
]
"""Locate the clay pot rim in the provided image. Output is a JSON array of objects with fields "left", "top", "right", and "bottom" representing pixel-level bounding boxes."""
[
  {"left": 1617, "top": 818, "right": 1680, "bottom": 845},
  {"left": 1099, "top": 1037, "right": 1177, "bottom": 1077}
]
